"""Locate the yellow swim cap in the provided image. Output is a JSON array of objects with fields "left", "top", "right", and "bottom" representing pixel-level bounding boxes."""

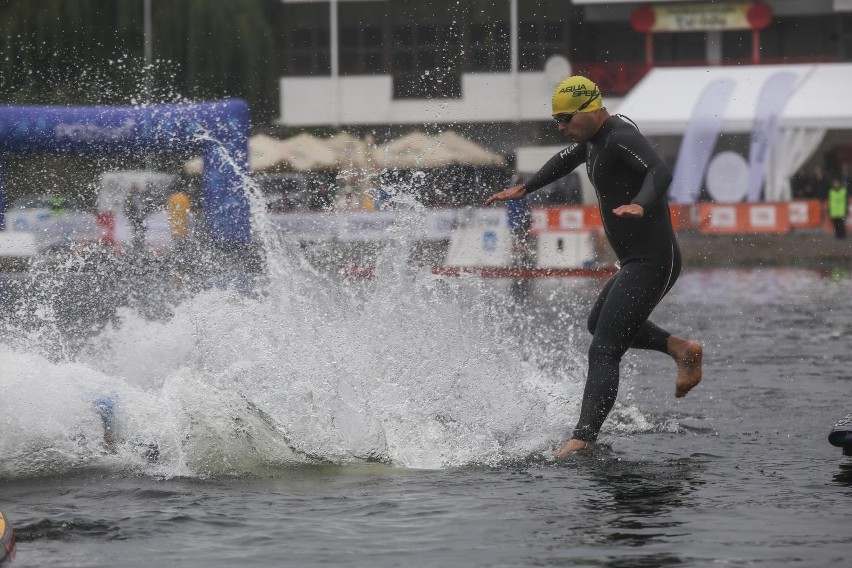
[{"left": 551, "top": 76, "right": 603, "bottom": 116}]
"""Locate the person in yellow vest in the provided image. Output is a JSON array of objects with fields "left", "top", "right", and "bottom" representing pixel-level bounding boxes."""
[
  {"left": 827, "top": 178, "right": 848, "bottom": 239},
  {"left": 48, "top": 194, "right": 68, "bottom": 217},
  {"left": 167, "top": 191, "right": 192, "bottom": 246}
]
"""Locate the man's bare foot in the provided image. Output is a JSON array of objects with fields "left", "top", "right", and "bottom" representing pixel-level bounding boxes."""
[
  {"left": 553, "top": 438, "right": 594, "bottom": 459},
  {"left": 668, "top": 336, "right": 703, "bottom": 398}
]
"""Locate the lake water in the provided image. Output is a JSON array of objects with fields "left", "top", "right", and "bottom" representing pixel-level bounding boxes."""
[{"left": 1, "top": 234, "right": 851, "bottom": 566}]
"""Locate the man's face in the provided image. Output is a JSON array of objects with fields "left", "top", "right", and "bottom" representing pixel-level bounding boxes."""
[{"left": 555, "top": 111, "right": 596, "bottom": 143}]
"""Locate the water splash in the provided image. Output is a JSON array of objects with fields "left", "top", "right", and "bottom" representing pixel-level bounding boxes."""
[{"left": 0, "top": 120, "right": 655, "bottom": 478}]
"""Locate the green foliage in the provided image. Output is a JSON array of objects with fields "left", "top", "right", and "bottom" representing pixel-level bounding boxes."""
[{"left": 0, "top": 0, "right": 282, "bottom": 122}]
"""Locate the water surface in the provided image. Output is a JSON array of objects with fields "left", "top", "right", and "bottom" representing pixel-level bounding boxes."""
[{"left": 1, "top": 255, "right": 850, "bottom": 567}]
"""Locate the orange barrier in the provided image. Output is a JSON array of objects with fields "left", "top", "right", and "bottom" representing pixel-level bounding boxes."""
[
  {"left": 532, "top": 204, "right": 698, "bottom": 232},
  {"left": 531, "top": 204, "right": 717, "bottom": 233},
  {"left": 531, "top": 201, "right": 828, "bottom": 235},
  {"left": 670, "top": 204, "right": 696, "bottom": 232},
  {"left": 697, "top": 203, "right": 791, "bottom": 234},
  {"left": 531, "top": 206, "right": 602, "bottom": 233},
  {"left": 788, "top": 200, "right": 824, "bottom": 229}
]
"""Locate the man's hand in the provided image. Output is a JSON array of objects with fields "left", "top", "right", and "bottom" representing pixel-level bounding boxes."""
[
  {"left": 613, "top": 203, "right": 644, "bottom": 218},
  {"left": 484, "top": 185, "right": 526, "bottom": 206}
]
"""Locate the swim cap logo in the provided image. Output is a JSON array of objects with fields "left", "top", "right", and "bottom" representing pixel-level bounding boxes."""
[{"left": 558, "top": 85, "right": 600, "bottom": 98}]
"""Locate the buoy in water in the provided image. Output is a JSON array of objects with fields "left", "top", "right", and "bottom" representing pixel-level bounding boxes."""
[
  {"left": 0, "top": 510, "right": 15, "bottom": 565},
  {"left": 828, "top": 412, "right": 852, "bottom": 456}
]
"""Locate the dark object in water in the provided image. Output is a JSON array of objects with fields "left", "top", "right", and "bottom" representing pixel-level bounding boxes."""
[
  {"left": 0, "top": 510, "right": 15, "bottom": 565},
  {"left": 92, "top": 396, "right": 160, "bottom": 462},
  {"left": 828, "top": 412, "right": 852, "bottom": 456},
  {"left": 94, "top": 395, "right": 117, "bottom": 450}
]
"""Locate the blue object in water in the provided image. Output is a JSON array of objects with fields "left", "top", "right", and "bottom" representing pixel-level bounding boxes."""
[
  {"left": 93, "top": 396, "right": 116, "bottom": 432},
  {"left": 828, "top": 412, "right": 852, "bottom": 456}
]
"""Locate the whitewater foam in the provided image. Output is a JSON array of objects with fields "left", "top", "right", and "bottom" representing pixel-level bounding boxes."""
[{"left": 0, "top": 156, "right": 661, "bottom": 478}]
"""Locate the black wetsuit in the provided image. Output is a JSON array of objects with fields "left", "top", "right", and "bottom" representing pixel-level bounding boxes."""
[{"left": 524, "top": 115, "right": 681, "bottom": 442}]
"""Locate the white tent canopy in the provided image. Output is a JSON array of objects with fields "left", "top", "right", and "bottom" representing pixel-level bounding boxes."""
[
  {"left": 617, "top": 63, "right": 852, "bottom": 135},
  {"left": 617, "top": 63, "right": 852, "bottom": 201}
]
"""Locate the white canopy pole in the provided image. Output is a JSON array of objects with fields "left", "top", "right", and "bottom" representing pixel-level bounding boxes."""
[
  {"left": 330, "top": 0, "right": 340, "bottom": 126},
  {"left": 510, "top": 0, "right": 519, "bottom": 119}
]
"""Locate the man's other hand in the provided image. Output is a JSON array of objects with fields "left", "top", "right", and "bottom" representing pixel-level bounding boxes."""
[{"left": 613, "top": 204, "right": 644, "bottom": 218}]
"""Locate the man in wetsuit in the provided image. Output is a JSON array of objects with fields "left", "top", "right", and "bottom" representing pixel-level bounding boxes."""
[{"left": 485, "top": 76, "right": 703, "bottom": 458}]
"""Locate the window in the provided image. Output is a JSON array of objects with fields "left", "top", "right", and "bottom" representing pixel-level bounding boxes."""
[
  {"left": 518, "top": 20, "right": 569, "bottom": 70},
  {"left": 282, "top": 3, "right": 331, "bottom": 76}
]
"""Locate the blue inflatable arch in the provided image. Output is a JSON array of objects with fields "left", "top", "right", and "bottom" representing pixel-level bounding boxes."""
[{"left": 0, "top": 99, "right": 251, "bottom": 245}]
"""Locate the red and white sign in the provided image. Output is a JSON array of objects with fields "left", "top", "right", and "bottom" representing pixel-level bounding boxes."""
[
  {"left": 558, "top": 209, "right": 585, "bottom": 230},
  {"left": 709, "top": 206, "right": 737, "bottom": 229},
  {"left": 749, "top": 205, "right": 777, "bottom": 228},
  {"left": 698, "top": 202, "right": 791, "bottom": 234}
]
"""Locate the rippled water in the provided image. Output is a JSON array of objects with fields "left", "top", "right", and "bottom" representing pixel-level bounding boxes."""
[{"left": 2, "top": 259, "right": 851, "bottom": 566}]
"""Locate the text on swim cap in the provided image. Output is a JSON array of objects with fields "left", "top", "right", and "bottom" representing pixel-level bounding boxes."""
[{"left": 558, "top": 85, "right": 600, "bottom": 98}]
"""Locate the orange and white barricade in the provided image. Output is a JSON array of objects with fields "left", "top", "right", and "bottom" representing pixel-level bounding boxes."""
[
  {"left": 697, "top": 203, "right": 791, "bottom": 234},
  {"left": 532, "top": 201, "right": 833, "bottom": 236},
  {"left": 530, "top": 206, "right": 602, "bottom": 234},
  {"left": 669, "top": 204, "right": 696, "bottom": 232},
  {"left": 788, "top": 200, "right": 824, "bottom": 230}
]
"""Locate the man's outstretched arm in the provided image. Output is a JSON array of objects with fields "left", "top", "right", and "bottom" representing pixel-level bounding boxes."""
[
  {"left": 484, "top": 145, "right": 585, "bottom": 205},
  {"left": 484, "top": 184, "right": 526, "bottom": 205}
]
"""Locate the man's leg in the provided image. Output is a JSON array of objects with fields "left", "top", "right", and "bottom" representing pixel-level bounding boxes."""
[
  {"left": 668, "top": 335, "right": 703, "bottom": 398},
  {"left": 557, "top": 262, "right": 665, "bottom": 457},
  {"left": 556, "top": 257, "right": 696, "bottom": 458},
  {"left": 624, "top": 251, "right": 702, "bottom": 399},
  {"left": 631, "top": 318, "right": 703, "bottom": 398}
]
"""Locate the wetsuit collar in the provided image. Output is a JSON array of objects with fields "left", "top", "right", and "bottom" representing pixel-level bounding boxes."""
[{"left": 590, "top": 115, "right": 620, "bottom": 145}]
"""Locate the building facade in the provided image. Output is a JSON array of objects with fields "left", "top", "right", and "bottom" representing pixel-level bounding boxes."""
[{"left": 276, "top": 0, "right": 852, "bottom": 150}]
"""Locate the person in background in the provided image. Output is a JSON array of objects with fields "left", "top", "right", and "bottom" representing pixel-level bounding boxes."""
[
  {"left": 827, "top": 177, "right": 848, "bottom": 239},
  {"left": 48, "top": 193, "right": 68, "bottom": 217},
  {"left": 505, "top": 173, "right": 534, "bottom": 267},
  {"left": 334, "top": 184, "right": 361, "bottom": 212},
  {"left": 373, "top": 186, "right": 392, "bottom": 210},
  {"left": 791, "top": 166, "right": 813, "bottom": 200},
  {"left": 485, "top": 75, "right": 703, "bottom": 458},
  {"left": 812, "top": 165, "right": 827, "bottom": 201},
  {"left": 167, "top": 190, "right": 192, "bottom": 248},
  {"left": 308, "top": 181, "right": 333, "bottom": 211},
  {"left": 125, "top": 182, "right": 150, "bottom": 250}
]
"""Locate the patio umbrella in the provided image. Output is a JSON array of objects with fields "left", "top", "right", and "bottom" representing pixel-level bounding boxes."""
[
  {"left": 326, "top": 132, "right": 372, "bottom": 170},
  {"left": 372, "top": 131, "right": 457, "bottom": 169},
  {"left": 435, "top": 131, "right": 505, "bottom": 167},
  {"left": 276, "top": 132, "right": 337, "bottom": 171},
  {"left": 184, "top": 133, "right": 337, "bottom": 174},
  {"left": 373, "top": 131, "right": 505, "bottom": 169}
]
